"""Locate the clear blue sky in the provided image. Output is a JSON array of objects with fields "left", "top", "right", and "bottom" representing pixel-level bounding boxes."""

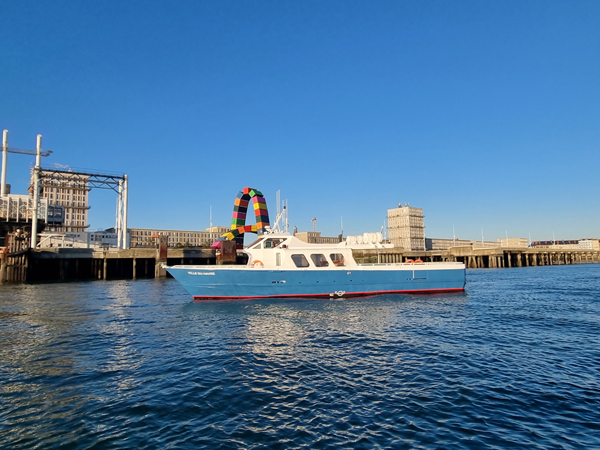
[{"left": 2, "top": 1, "right": 599, "bottom": 241}]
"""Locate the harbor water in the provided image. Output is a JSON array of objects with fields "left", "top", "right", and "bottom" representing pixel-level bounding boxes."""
[{"left": 1, "top": 265, "right": 599, "bottom": 449}]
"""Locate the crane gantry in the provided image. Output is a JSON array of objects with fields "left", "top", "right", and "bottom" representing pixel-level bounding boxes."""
[{"left": 1, "top": 129, "right": 128, "bottom": 249}]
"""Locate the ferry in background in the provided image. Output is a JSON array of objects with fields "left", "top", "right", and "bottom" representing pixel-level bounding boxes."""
[{"left": 165, "top": 230, "right": 466, "bottom": 301}]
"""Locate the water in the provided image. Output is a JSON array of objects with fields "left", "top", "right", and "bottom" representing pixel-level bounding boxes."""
[{"left": 1, "top": 265, "right": 599, "bottom": 449}]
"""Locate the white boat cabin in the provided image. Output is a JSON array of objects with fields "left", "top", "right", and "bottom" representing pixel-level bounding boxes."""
[{"left": 244, "top": 233, "right": 371, "bottom": 270}]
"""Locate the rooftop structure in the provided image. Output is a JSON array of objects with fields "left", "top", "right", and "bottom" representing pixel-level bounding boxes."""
[{"left": 294, "top": 231, "right": 342, "bottom": 244}]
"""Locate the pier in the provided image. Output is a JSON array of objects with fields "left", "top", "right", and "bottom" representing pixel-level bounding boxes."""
[
  {"left": 2, "top": 239, "right": 598, "bottom": 284},
  {"left": 0, "top": 230, "right": 218, "bottom": 283},
  {"left": 356, "top": 246, "right": 600, "bottom": 268}
]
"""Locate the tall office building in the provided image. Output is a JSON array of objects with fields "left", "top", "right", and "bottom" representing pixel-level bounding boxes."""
[
  {"left": 387, "top": 204, "right": 425, "bottom": 251},
  {"left": 32, "top": 169, "right": 90, "bottom": 232}
]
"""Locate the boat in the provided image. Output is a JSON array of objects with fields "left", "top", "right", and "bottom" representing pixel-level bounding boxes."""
[{"left": 165, "top": 230, "right": 466, "bottom": 300}]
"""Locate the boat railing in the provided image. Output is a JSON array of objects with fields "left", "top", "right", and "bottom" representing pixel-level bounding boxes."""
[
  {"left": 359, "top": 261, "right": 463, "bottom": 267},
  {"left": 358, "top": 263, "right": 397, "bottom": 267}
]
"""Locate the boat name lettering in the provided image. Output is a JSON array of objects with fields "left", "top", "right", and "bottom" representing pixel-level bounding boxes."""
[{"left": 187, "top": 271, "right": 215, "bottom": 276}]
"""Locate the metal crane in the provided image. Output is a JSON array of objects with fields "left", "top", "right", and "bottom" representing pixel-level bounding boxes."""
[{"left": 311, "top": 217, "right": 317, "bottom": 232}]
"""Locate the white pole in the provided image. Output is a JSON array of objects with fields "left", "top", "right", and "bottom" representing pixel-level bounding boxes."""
[
  {"left": 276, "top": 190, "right": 280, "bottom": 217},
  {"left": 122, "top": 175, "right": 128, "bottom": 249},
  {"left": 283, "top": 199, "right": 289, "bottom": 233},
  {"left": 1, "top": 130, "right": 8, "bottom": 197},
  {"left": 31, "top": 134, "right": 42, "bottom": 248},
  {"left": 114, "top": 184, "right": 120, "bottom": 230},
  {"left": 117, "top": 180, "right": 123, "bottom": 248}
]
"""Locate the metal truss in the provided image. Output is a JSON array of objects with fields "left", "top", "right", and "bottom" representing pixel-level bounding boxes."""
[
  {"left": 35, "top": 168, "right": 129, "bottom": 249},
  {"left": 38, "top": 168, "right": 125, "bottom": 192}
]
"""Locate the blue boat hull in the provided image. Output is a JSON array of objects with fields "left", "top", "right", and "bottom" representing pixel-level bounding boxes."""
[{"left": 165, "top": 266, "right": 466, "bottom": 300}]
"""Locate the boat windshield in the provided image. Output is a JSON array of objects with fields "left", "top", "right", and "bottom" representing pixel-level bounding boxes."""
[{"left": 247, "top": 237, "right": 264, "bottom": 249}]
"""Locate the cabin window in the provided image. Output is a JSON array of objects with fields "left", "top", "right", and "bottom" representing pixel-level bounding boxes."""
[
  {"left": 291, "top": 254, "right": 310, "bottom": 267},
  {"left": 310, "top": 254, "right": 329, "bottom": 267},
  {"left": 264, "top": 238, "right": 283, "bottom": 249},
  {"left": 330, "top": 253, "right": 346, "bottom": 266}
]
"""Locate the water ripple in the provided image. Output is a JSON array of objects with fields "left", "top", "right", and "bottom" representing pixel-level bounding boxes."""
[{"left": 1, "top": 267, "right": 600, "bottom": 448}]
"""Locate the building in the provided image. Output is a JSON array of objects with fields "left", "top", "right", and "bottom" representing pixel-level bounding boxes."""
[
  {"left": 578, "top": 239, "right": 600, "bottom": 250},
  {"left": 387, "top": 204, "right": 425, "bottom": 251},
  {"left": 129, "top": 226, "right": 229, "bottom": 248},
  {"left": 426, "top": 238, "right": 501, "bottom": 251},
  {"left": 294, "top": 231, "right": 342, "bottom": 244},
  {"left": 32, "top": 169, "right": 90, "bottom": 232},
  {"left": 37, "top": 230, "right": 119, "bottom": 249},
  {"left": 530, "top": 239, "right": 600, "bottom": 250},
  {"left": 498, "top": 238, "right": 529, "bottom": 248}
]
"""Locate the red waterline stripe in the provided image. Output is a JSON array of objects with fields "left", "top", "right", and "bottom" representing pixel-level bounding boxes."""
[{"left": 193, "top": 287, "right": 465, "bottom": 301}]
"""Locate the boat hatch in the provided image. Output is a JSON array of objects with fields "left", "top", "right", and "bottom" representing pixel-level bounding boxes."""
[{"left": 412, "top": 270, "right": 428, "bottom": 280}]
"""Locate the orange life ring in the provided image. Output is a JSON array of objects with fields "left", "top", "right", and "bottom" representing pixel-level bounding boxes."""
[
  {"left": 405, "top": 259, "right": 414, "bottom": 263},
  {"left": 252, "top": 260, "right": 264, "bottom": 268},
  {"left": 415, "top": 259, "right": 424, "bottom": 263}
]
